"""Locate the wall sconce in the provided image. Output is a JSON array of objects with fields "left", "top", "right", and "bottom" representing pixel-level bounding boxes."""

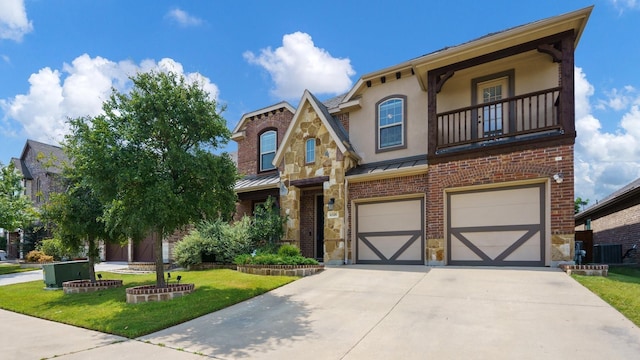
[
  {"left": 328, "top": 198, "right": 335, "bottom": 211},
  {"left": 553, "top": 173, "right": 564, "bottom": 184}
]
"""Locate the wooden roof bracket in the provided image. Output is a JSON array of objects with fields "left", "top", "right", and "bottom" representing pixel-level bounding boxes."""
[
  {"left": 435, "top": 70, "right": 455, "bottom": 93},
  {"left": 537, "top": 43, "right": 562, "bottom": 63}
]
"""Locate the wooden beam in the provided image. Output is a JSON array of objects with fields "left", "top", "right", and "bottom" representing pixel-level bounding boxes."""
[
  {"left": 559, "top": 32, "right": 576, "bottom": 137},
  {"left": 436, "top": 70, "right": 454, "bottom": 93},
  {"left": 537, "top": 44, "right": 562, "bottom": 63},
  {"left": 427, "top": 71, "right": 439, "bottom": 159}
]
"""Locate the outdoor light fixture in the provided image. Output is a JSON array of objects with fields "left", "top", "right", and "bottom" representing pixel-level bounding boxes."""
[
  {"left": 328, "top": 198, "right": 335, "bottom": 211},
  {"left": 97, "top": 274, "right": 102, "bottom": 280},
  {"left": 177, "top": 275, "right": 182, "bottom": 284},
  {"left": 553, "top": 173, "right": 564, "bottom": 184}
]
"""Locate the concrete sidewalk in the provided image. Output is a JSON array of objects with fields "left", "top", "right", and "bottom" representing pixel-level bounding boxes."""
[{"left": 1, "top": 266, "right": 640, "bottom": 359}]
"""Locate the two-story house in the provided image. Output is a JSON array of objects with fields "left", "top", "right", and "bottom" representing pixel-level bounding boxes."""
[{"left": 233, "top": 7, "right": 592, "bottom": 266}]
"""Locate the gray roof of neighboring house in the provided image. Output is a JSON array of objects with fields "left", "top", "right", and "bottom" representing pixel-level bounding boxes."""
[
  {"left": 575, "top": 177, "right": 640, "bottom": 222},
  {"left": 10, "top": 157, "right": 32, "bottom": 180},
  {"left": 21, "top": 139, "right": 69, "bottom": 174}
]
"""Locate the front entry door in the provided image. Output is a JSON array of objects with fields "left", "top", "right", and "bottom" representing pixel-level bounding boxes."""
[{"left": 316, "top": 195, "right": 325, "bottom": 261}]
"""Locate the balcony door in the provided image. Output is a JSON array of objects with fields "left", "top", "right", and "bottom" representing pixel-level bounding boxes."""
[{"left": 477, "top": 76, "right": 509, "bottom": 138}]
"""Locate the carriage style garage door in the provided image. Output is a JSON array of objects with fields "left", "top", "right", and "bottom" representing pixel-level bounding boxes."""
[
  {"left": 447, "top": 183, "right": 546, "bottom": 266},
  {"left": 356, "top": 198, "right": 424, "bottom": 265}
]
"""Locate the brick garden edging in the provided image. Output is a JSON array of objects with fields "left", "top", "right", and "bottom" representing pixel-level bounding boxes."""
[
  {"left": 237, "top": 264, "right": 324, "bottom": 277},
  {"left": 188, "top": 263, "right": 237, "bottom": 271},
  {"left": 559, "top": 264, "right": 608, "bottom": 276},
  {"left": 62, "top": 279, "right": 123, "bottom": 294},
  {"left": 126, "top": 262, "right": 172, "bottom": 272},
  {"left": 126, "top": 284, "right": 195, "bottom": 304}
]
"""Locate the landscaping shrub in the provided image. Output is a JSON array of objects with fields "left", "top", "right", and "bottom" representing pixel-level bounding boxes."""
[
  {"left": 234, "top": 245, "right": 319, "bottom": 266},
  {"left": 25, "top": 250, "right": 53, "bottom": 263},
  {"left": 278, "top": 244, "right": 301, "bottom": 257},
  {"left": 38, "top": 237, "right": 82, "bottom": 261},
  {"left": 174, "top": 217, "right": 255, "bottom": 267},
  {"left": 250, "top": 196, "right": 286, "bottom": 251}
]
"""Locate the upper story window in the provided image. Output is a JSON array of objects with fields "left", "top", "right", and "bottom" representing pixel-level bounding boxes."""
[
  {"left": 376, "top": 95, "right": 407, "bottom": 152},
  {"left": 259, "top": 130, "right": 277, "bottom": 172},
  {"left": 305, "top": 138, "right": 316, "bottom": 164}
]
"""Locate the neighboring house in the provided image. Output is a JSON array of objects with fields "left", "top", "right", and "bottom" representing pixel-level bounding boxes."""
[
  {"left": 575, "top": 177, "right": 640, "bottom": 263},
  {"left": 8, "top": 139, "right": 183, "bottom": 263},
  {"left": 233, "top": 7, "right": 592, "bottom": 266},
  {"left": 6, "top": 140, "right": 68, "bottom": 258}
]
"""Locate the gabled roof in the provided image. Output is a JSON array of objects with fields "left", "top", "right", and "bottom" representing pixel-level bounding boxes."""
[
  {"left": 231, "top": 101, "right": 296, "bottom": 137},
  {"left": 342, "top": 6, "right": 593, "bottom": 101},
  {"left": 575, "top": 177, "right": 640, "bottom": 222},
  {"left": 20, "top": 139, "right": 68, "bottom": 174},
  {"left": 273, "top": 90, "right": 360, "bottom": 167}
]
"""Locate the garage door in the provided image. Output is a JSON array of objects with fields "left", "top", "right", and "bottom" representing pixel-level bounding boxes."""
[
  {"left": 356, "top": 198, "right": 424, "bottom": 265},
  {"left": 447, "top": 183, "right": 545, "bottom": 266}
]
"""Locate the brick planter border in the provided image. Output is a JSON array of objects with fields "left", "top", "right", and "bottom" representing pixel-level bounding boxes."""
[
  {"left": 237, "top": 264, "right": 324, "bottom": 277},
  {"left": 126, "top": 283, "right": 195, "bottom": 304},
  {"left": 126, "top": 262, "right": 172, "bottom": 272},
  {"left": 188, "top": 263, "right": 237, "bottom": 271},
  {"left": 559, "top": 264, "right": 608, "bottom": 276},
  {"left": 62, "top": 279, "right": 123, "bottom": 294}
]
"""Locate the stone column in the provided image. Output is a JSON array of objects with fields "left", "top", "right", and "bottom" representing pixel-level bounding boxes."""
[{"left": 281, "top": 185, "right": 301, "bottom": 247}]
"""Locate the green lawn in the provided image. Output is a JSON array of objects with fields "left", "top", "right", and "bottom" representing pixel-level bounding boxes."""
[
  {"left": 0, "top": 269, "right": 296, "bottom": 338},
  {"left": 573, "top": 266, "right": 640, "bottom": 327},
  {"left": 0, "top": 264, "right": 38, "bottom": 275}
]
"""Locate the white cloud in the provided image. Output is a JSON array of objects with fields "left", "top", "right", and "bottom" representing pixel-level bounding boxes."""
[
  {"left": 609, "top": 0, "right": 640, "bottom": 13},
  {"left": 0, "top": 54, "right": 219, "bottom": 145},
  {"left": 0, "top": 0, "right": 33, "bottom": 42},
  {"left": 244, "top": 32, "right": 355, "bottom": 99},
  {"left": 574, "top": 66, "right": 640, "bottom": 205},
  {"left": 166, "top": 8, "right": 203, "bottom": 27}
]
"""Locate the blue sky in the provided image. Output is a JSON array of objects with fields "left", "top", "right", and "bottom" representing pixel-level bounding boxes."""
[{"left": 1, "top": 0, "right": 639, "bottom": 207}]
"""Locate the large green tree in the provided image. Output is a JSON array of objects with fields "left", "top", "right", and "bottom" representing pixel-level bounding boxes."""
[
  {"left": 0, "top": 162, "right": 37, "bottom": 232},
  {"left": 66, "top": 71, "right": 238, "bottom": 287}
]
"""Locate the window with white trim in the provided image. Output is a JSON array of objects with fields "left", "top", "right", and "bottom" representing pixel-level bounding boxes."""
[
  {"left": 259, "top": 130, "right": 276, "bottom": 172},
  {"left": 305, "top": 138, "right": 315, "bottom": 163},
  {"left": 377, "top": 96, "right": 406, "bottom": 151}
]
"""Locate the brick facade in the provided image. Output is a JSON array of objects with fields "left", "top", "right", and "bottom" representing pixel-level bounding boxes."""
[
  {"left": 236, "top": 108, "right": 294, "bottom": 176},
  {"left": 582, "top": 203, "right": 640, "bottom": 262}
]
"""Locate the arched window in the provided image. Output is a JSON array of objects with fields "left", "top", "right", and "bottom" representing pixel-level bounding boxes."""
[
  {"left": 376, "top": 95, "right": 407, "bottom": 151},
  {"left": 305, "top": 138, "right": 316, "bottom": 164},
  {"left": 259, "top": 130, "right": 277, "bottom": 172}
]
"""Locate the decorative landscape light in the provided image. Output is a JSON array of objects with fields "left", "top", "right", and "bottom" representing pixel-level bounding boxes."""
[{"left": 177, "top": 275, "right": 182, "bottom": 284}]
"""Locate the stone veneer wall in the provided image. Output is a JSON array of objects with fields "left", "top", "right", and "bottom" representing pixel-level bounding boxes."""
[
  {"left": 427, "top": 144, "right": 575, "bottom": 265},
  {"left": 280, "top": 102, "right": 351, "bottom": 264}
]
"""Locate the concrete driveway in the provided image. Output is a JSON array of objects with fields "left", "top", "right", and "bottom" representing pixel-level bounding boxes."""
[
  {"left": 2, "top": 265, "right": 640, "bottom": 359},
  {"left": 140, "top": 266, "right": 640, "bottom": 359}
]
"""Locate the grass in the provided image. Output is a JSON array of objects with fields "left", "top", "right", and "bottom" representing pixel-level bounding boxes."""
[
  {"left": 573, "top": 266, "right": 640, "bottom": 327},
  {"left": 0, "top": 263, "right": 38, "bottom": 275},
  {"left": 0, "top": 269, "right": 296, "bottom": 338}
]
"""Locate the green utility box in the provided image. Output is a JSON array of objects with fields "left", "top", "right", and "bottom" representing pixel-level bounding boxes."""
[{"left": 42, "top": 260, "right": 90, "bottom": 288}]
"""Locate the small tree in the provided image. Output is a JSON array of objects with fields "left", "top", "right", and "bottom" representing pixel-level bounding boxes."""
[
  {"left": 575, "top": 197, "right": 589, "bottom": 214},
  {"left": 0, "top": 162, "right": 37, "bottom": 233},
  {"left": 66, "top": 71, "right": 238, "bottom": 287},
  {"left": 42, "top": 168, "right": 125, "bottom": 282},
  {"left": 250, "top": 196, "right": 287, "bottom": 252}
]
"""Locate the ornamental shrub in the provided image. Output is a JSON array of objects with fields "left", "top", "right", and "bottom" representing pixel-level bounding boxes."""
[
  {"left": 277, "top": 244, "right": 301, "bottom": 257},
  {"left": 38, "top": 237, "right": 82, "bottom": 261},
  {"left": 25, "top": 250, "right": 53, "bottom": 263}
]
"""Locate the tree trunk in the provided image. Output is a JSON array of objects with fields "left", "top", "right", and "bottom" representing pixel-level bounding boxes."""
[
  {"left": 155, "top": 230, "right": 165, "bottom": 288},
  {"left": 87, "top": 237, "right": 97, "bottom": 283}
]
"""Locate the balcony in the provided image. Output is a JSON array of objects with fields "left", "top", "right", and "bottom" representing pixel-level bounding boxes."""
[{"left": 433, "top": 87, "right": 567, "bottom": 156}]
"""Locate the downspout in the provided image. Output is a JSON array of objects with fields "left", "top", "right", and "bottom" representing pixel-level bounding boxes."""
[{"left": 344, "top": 177, "right": 349, "bottom": 265}]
